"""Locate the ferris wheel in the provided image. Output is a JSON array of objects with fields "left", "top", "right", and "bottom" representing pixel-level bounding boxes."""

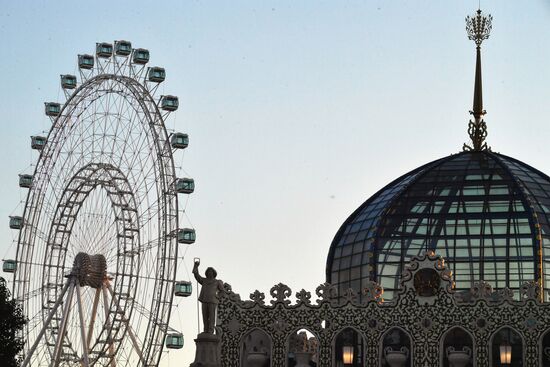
[{"left": 5, "top": 41, "right": 196, "bottom": 366}]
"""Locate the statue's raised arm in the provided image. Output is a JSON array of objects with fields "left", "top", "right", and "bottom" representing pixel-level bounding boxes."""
[{"left": 192, "top": 260, "right": 205, "bottom": 285}]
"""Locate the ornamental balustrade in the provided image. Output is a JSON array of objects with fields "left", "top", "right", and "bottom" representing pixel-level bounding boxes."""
[{"left": 217, "top": 251, "right": 550, "bottom": 367}]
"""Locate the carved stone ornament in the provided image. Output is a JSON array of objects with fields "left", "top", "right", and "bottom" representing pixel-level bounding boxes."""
[
  {"left": 363, "top": 279, "right": 384, "bottom": 303},
  {"left": 270, "top": 283, "right": 292, "bottom": 306},
  {"left": 315, "top": 282, "right": 338, "bottom": 306},
  {"left": 400, "top": 251, "right": 454, "bottom": 305},
  {"left": 249, "top": 290, "right": 265, "bottom": 306},
  {"left": 520, "top": 280, "right": 541, "bottom": 301}
]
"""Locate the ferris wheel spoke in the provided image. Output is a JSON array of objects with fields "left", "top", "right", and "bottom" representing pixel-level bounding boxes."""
[
  {"left": 139, "top": 238, "right": 161, "bottom": 254},
  {"left": 78, "top": 202, "right": 112, "bottom": 255},
  {"left": 23, "top": 223, "right": 50, "bottom": 245},
  {"left": 122, "top": 294, "right": 157, "bottom": 326},
  {"left": 108, "top": 90, "right": 128, "bottom": 166},
  {"left": 99, "top": 90, "right": 113, "bottom": 158},
  {"left": 119, "top": 118, "right": 157, "bottom": 177},
  {"left": 114, "top": 108, "right": 142, "bottom": 166}
]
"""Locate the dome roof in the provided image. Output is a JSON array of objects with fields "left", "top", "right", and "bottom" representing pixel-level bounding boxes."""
[{"left": 326, "top": 151, "right": 550, "bottom": 300}]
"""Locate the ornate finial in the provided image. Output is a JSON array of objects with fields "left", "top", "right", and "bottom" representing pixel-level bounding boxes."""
[
  {"left": 463, "top": 9, "right": 492, "bottom": 152},
  {"left": 465, "top": 9, "right": 492, "bottom": 47}
]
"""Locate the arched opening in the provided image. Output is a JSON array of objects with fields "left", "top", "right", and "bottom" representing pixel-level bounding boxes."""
[
  {"left": 441, "top": 327, "right": 474, "bottom": 367},
  {"left": 490, "top": 327, "right": 523, "bottom": 366},
  {"left": 240, "top": 329, "right": 272, "bottom": 367},
  {"left": 540, "top": 328, "right": 550, "bottom": 367},
  {"left": 287, "top": 329, "right": 320, "bottom": 367},
  {"left": 380, "top": 327, "right": 412, "bottom": 367},
  {"left": 333, "top": 328, "right": 366, "bottom": 366}
]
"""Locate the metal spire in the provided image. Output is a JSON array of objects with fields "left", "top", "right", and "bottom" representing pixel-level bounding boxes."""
[{"left": 463, "top": 9, "right": 493, "bottom": 152}]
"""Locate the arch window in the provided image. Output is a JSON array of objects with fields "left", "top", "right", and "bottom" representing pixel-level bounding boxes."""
[
  {"left": 490, "top": 327, "right": 523, "bottom": 366},
  {"left": 334, "top": 328, "right": 366, "bottom": 367},
  {"left": 240, "top": 329, "right": 272, "bottom": 367},
  {"left": 287, "top": 329, "right": 319, "bottom": 367},
  {"left": 442, "top": 327, "right": 473, "bottom": 367},
  {"left": 380, "top": 328, "right": 411, "bottom": 367}
]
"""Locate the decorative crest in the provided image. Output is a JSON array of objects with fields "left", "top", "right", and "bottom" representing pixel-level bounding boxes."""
[
  {"left": 270, "top": 283, "right": 292, "bottom": 306},
  {"left": 249, "top": 290, "right": 266, "bottom": 306},
  {"left": 463, "top": 9, "right": 492, "bottom": 152},
  {"left": 295, "top": 289, "right": 312, "bottom": 306},
  {"left": 315, "top": 282, "right": 338, "bottom": 306}
]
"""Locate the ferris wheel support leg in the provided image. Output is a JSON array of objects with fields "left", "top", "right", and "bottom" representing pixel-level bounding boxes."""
[
  {"left": 75, "top": 282, "right": 90, "bottom": 367},
  {"left": 87, "top": 287, "right": 101, "bottom": 351},
  {"left": 51, "top": 278, "right": 76, "bottom": 367},
  {"left": 106, "top": 283, "right": 147, "bottom": 366},
  {"left": 101, "top": 286, "right": 116, "bottom": 367},
  {"left": 21, "top": 281, "right": 71, "bottom": 367}
]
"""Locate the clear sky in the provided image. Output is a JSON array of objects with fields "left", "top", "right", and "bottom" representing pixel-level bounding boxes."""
[{"left": 1, "top": 1, "right": 549, "bottom": 365}]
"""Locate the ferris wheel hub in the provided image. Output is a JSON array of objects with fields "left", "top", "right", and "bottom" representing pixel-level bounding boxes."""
[{"left": 72, "top": 252, "right": 107, "bottom": 289}]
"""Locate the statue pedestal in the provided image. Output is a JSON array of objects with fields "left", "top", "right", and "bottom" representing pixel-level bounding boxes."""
[{"left": 190, "top": 333, "right": 221, "bottom": 367}]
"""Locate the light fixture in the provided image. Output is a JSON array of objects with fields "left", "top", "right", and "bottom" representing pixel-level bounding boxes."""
[
  {"left": 342, "top": 346, "right": 354, "bottom": 364},
  {"left": 499, "top": 343, "right": 511, "bottom": 365}
]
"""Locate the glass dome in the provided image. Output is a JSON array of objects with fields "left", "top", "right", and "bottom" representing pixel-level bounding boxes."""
[{"left": 326, "top": 151, "right": 550, "bottom": 300}]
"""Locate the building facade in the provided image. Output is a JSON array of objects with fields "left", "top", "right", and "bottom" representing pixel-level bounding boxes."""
[{"left": 218, "top": 252, "right": 550, "bottom": 366}]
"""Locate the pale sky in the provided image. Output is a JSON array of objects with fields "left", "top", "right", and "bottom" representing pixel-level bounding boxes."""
[{"left": 1, "top": 1, "right": 549, "bottom": 365}]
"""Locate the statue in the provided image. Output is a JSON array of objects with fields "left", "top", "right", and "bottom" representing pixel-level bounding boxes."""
[{"left": 193, "top": 259, "right": 225, "bottom": 334}]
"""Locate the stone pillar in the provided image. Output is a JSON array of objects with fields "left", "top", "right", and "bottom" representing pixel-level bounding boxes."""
[
  {"left": 190, "top": 332, "right": 221, "bottom": 367},
  {"left": 318, "top": 335, "right": 332, "bottom": 367}
]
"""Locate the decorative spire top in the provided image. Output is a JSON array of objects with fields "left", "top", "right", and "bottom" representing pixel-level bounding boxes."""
[
  {"left": 466, "top": 9, "right": 493, "bottom": 47},
  {"left": 463, "top": 9, "right": 493, "bottom": 152}
]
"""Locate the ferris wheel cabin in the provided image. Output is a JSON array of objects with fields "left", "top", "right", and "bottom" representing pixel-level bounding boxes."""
[
  {"left": 2, "top": 260, "right": 16, "bottom": 273},
  {"left": 132, "top": 48, "right": 150, "bottom": 64},
  {"left": 165, "top": 333, "right": 184, "bottom": 349},
  {"left": 171, "top": 133, "right": 189, "bottom": 149},
  {"left": 96, "top": 42, "right": 113, "bottom": 58},
  {"left": 115, "top": 40, "right": 132, "bottom": 56},
  {"left": 148, "top": 67, "right": 165, "bottom": 83},
  {"left": 161, "top": 95, "right": 179, "bottom": 111},
  {"left": 9, "top": 216, "right": 23, "bottom": 230},
  {"left": 177, "top": 228, "right": 196, "bottom": 244},
  {"left": 176, "top": 178, "right": 194, "bottom": 194},
  {"left": 19, "top": 174, "right": 33, "bottom": 188},
  {"left": 31, "top": 136, "right": 47, "bottom": 150},
  {"left": 174, "top": 281, "right": 192, "bottom": 297},
  {"left": 78, "top": 54, "right": 94, "bottom": 69},
  {"left": 60, "top": 74, "right": 77, "bottom": 89},
  {"left": 44, "top": 102, "right": 61, "bottom": 117}
]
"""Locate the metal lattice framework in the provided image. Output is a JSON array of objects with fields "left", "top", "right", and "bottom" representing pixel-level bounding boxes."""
[
  {"left": 326, "top": 151, "right": 550, "bottom": 302},
  {"left": 218, "top": 252, "right": 550, "bottom": 366},
  {"left": 12, "top": 43, "right": 183, "bottom": 366}
]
